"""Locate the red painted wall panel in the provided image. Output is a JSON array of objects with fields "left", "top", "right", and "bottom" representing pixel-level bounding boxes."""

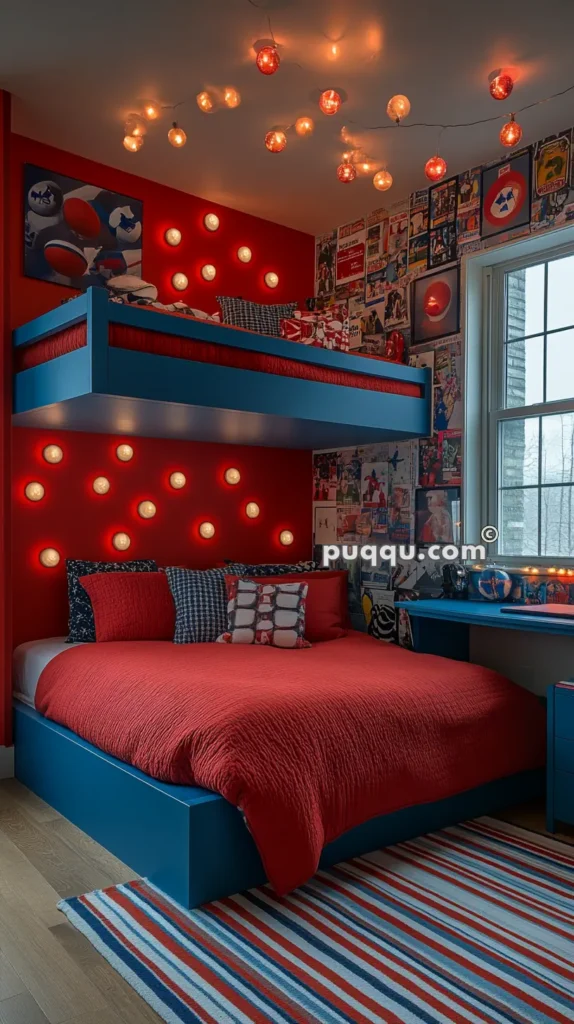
[
  {"left": 12, "top": 427, "right": 312, "bottom": 649},
  {"left": 0, "top": 93, "right": 11, "bottom": 746},
  {"left": 10, "top": 134, "right": 314, "bottom": 329}
]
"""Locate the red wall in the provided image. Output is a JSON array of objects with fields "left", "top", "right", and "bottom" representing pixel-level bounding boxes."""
[
  {"left": 12, "top": 427, "right": 312, "bottom": 650},
  {"left": 0, "top": 94, "right": 11, "bottom": 748},
  {"left": 10, "top": 134, "right": 314, "bottom": 329}
]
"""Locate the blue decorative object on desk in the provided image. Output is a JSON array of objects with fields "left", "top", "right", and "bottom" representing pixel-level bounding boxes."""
[{"left": 476, "top": 568, "right": 512, "bottom": 601}]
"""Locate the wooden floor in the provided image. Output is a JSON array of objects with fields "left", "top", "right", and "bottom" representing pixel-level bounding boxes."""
[{"left": 0, "top": 780, "right": 572, "bottom": 1024}]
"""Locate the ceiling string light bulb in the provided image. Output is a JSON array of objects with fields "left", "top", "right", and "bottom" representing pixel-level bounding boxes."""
[
  {"left": 295, "top": 116, "right": 314, "bottom": 136},
  {"left": 123, "top": 135, "right": 143, "bottom": 153},
  {"left": 386, "top": 94, "right": 411, "bottom": 124},
  {"left": 489, "top": 72, "right": 514, "bottom": 101},
  {"left": 337, "top": 162, "right": 356, "bottom": 183},
  {"left": 223, "top": 88, "right": 241, "bottom": 108},
  {"left": 265, "top": 130, "right": 287, "bottom": 153},
  {"left": 256, "top": 45, "right": 280, "bottom": 75},
  {"left": 425, "top": 155, "right": 448, "bottom": 182},
  {"left": 319, "top": 89, "right": 342, "bottom": 116},
  {"left": 142, "top": 100, "right": 161, "bottom": 120},
  {"left": 500, "top": 114, "right": 523, "bottom": 148},
  {"left": 124, "top": 114, "right": 147, "bottom": 137},
  {"left": 196, "top": 91, "right": 214, "bottom": 113},
  {"left": 167, "top": 123, "right": 187, "bottom": 148},
  {"left": 373, "top": 169, "right": 393, "bottom": 191}
]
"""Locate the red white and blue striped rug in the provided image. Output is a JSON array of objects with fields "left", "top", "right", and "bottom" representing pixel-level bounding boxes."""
[{"left": 58, "top": 817, "right": 574, "bottom": 1024}]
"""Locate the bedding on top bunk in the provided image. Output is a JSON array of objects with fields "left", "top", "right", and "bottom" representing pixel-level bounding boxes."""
[{"left": 34, "top": 631, "right": 545, "bottom": 894}]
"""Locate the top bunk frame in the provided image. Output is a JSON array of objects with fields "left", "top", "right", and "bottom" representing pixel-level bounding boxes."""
[{"left": 13, "top": 287, "right": 432, "bottom": 449}]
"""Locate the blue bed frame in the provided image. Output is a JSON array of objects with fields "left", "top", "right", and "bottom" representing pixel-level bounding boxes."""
[
  {"left": 12, "top": 287, "right": 432, "bottom": 449},
  {"left": 14, "top": 702, "right": 543, "bottom": 908}
]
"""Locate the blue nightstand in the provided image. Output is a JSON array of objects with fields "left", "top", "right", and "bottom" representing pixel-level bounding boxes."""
[{"left": 546, "top": 682, "right": 574, "bottom": 832}]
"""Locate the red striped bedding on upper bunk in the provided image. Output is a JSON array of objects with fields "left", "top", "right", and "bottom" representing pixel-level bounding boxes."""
[{"left": 15, "top": 320, "right": 422, "bottom": 398}]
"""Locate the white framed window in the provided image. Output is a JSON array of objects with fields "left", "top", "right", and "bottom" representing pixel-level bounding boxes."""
[{"left": 484, "top": 244, "right": 574, "bottom": 564}]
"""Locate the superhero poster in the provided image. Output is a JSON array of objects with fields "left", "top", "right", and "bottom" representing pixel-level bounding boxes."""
[{"left": 24, "top": 164, "right": 143, "bottom": 288}]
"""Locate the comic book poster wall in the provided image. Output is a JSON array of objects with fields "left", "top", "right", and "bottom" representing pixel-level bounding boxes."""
[{"left": 312, "top": 122, "right": 574, "bottom": 642}]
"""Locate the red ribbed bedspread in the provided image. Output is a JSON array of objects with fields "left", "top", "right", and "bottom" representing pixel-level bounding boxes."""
[{"left": 35, "top": 631, "right": 545, "bottom": 894}]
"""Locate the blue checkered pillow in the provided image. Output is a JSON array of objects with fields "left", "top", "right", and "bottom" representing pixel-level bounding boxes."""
[
  {"left": 165, "top": 564, "right": 247, "bottom": 643},
  {"left": 66, "top": 558, "right": 158, "bottom": 643},
  {"left": 217, "top": 296, "right": 297, "bottom": 338}
]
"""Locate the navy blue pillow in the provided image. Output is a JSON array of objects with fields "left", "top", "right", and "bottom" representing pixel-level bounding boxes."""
[
  {"left": 241, "top": 560, "right": 321, "bottom": 576},
  {"left": 66, "top": 559, "right": 158, "bottom": 643},
  {"left": 164, "top": 564, "right": 247, "bottom": 644}
]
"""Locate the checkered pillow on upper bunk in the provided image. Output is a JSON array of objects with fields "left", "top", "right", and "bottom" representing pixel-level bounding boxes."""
[{"left": 217, "top": 296, "right": 297, "bottom": 338}]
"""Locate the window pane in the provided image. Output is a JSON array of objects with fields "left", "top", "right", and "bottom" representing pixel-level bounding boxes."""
[
  {"left": 506, "top": 263, "right": 544, "bottom": 340},
  {"left": 500, "top": 418, "right": 539, "bottom": 486},
  {"left": 546, "top": 328, "right": 574, "bottom": 402},
  {"left": 547, "top": 254, "right": 574, "bottom": 331},
  {"left": 505, "top": 336, "right": 543, "bottom": 408},
  {"left": 499, "top": 488, "right": 539, "bottom": 556},
  {"left": 541, "top": 485, "right": 574, "bottom": 557},
  {"left": 541, "top": 412, "right": 574, "bottom": 484}
]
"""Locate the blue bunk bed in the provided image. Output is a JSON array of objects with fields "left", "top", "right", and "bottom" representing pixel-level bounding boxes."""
[{"left": 13, "top": 286, "right": 432, "bottom": 448}]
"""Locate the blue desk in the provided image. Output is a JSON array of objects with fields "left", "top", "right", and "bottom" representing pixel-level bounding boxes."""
[{"left": 396, "top": 599, "right": 574, "bottom": 660}]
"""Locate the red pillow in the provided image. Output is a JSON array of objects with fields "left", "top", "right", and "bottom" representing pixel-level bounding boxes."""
[
  {"left": 226, "top": 571, "right": 348, "bottom": 642},
  {"left": 78, "top": 572, "right": 176, "bottom": 642}
]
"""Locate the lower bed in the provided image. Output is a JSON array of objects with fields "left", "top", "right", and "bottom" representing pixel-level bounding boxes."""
[{"left": 14, "top": 632, "right": 546, "bottom": 908}]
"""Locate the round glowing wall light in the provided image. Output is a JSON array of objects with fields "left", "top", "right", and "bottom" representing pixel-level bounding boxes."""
[
  {"left": 165, "top": 227, "right": 182, "bottom": 246},
  {"left": 39, "top": 547, "right": 60, "bottom": 567},
  {"left": 92, "top": 476, "right": 110, "bottom": 494},
  {"left": 43, "top": 444, "right": 63, "bottom": 464},
  {"left": 112, "top": 532, "right": 131, "bottom": 551},
  {"left": 199, "top": 521, "right": 215, "bottom": 539},
  {"left": 264, "top": 271, "right": 279, "bottom": 289},
  {"left": 201, "top": 264, "right": 216, "bottom": 281},
  {"left": 204, "top": 212, "right": 219, "bottom": 231},
  {"left": 116, "top": 443, "right": 134, "bottom": 462},
  {"left": 237, "top": 246, "right": 252, "bottom": 263},
  {"left": 224, "top": 467, "right": 241, "bottom": 485},
  {"left": 279, "top": 529, "right": 294, "bottom": 546},
  {"left": 245, "top": 502, "right": 260, "bottom": 519},
  {"left": 25, "top": 481, "right": 45, "bottom": 502},
  {"left": 172, "top": 271, "right": 188, "bottom": 291},
  {"left": 138, "top": 500, "right": 157, "bottom": 519},
  {"left": 169, "top": 471, "right": 186, "bottom": 489}
]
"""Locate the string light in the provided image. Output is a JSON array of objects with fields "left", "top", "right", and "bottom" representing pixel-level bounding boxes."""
[
  {"left": 43, "top": 444, "right": 63, "bottom": 464},
  {"left": 123, "top": 135, "right": 143, "bottom": 153},
  {"left": 425, "top": 155, "right": 447, "bottom": 182},
  {"left": 124, "top": 114, "right": 147, "bottom": 137},
  {"left": 142, "top": 100, "right": 161, "bottom": 120},
  {"left": 328, "top": 43, "right": 340, "bottom": 59},
  {"left": 237, "top": 246, "right": 252, "bottom": 263},
  {"left": 92, "top": 477, "right": 110, "bottom": 494},
  {"left": 224, "top": 87, "right": 241, "bottom": 108},
  {"left": 264, "top": 271, "right": 279, "bottom": 288},
  {"left": 196, "top": 91, "right": 214, "bottom": 113},
  {"left": 168, "top": 123, "right": 187, "bottom": 148},
  {"left": 256, "top": 45, "right": 280, "bottom": 75},
  {"left": 373, "top": 169, "right": 393, "bottom": 191},
  {"left": 337, "top": 162, "right": 356, "bottom": 183},
  {"left": 169, "top": 471, "right": 186, "bottom": 489},
  {"left": 319, "top": 89, "right": 342, "bottom": 116},
  {"left": 165, "top": 227, "right": 182, "bottom": 246},
  {"left": 201, "top": 264, "right": 216, "bottom": 281},
  {"left": 295, "top": 116, "right": 314, "bottom": 136},
  {"left": 500, "top": 115, "right": 523, "bottom": 148},
  {"left": 39, "top": 547, "right": 60, "bottom": 567},
  {"left": 386, "top": 94, "right": 411, "bottom": 124},
  {"left": 490, "top": 72, "right": 514, "bottom": 101},
  {"left": 112, "top": 532, "right": 131, "bottom": 551},
  {"left": 25, "top": 481, "right": 45, "bottom": 502},
  {"left": 265, "top": 130, "right": 287, "bottom": 153},
  {"left": 204, "top": 212, "right": 219, "bottom": 231},
  {"left": 172, "top": 272, "right": 188, "bottom": 291}
]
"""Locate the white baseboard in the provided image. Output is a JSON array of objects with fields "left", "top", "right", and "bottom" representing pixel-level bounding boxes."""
[{"left": 0, "top": 746, "right": 14, "bottom": 779}]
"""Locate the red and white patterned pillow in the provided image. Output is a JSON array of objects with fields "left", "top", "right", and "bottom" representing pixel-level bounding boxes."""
[{"left": 217, "top": 578, "right": 311, "bottom": 648}]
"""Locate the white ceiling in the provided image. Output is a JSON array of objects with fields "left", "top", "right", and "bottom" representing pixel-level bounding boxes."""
[{"left": 2, "top": 0, "right": 574, "bottom": 234}]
